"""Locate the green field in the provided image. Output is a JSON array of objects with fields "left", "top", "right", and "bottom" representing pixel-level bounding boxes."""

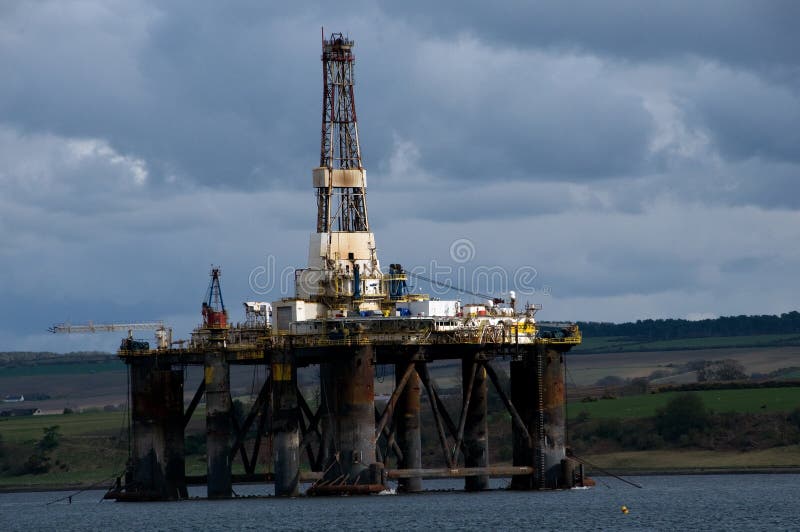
[
  {"left": 0, "top": 410, "right": 127, "bottom": 443},
  {"left": 572, "top": 333, "right": 800, "bottom": 354},
  {"left": 0, "top": 411, "right": 130, "bottom": 489},
  {"left": 584, "top": 446, "right": 800, "bottom": 471},
  {"left": 569, "top": 387, "right": 800, "bottom": 419}
]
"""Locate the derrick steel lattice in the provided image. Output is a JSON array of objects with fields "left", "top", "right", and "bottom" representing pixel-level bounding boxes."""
[{"left": 317, "top": 31, "right": 369, "bottom": 233}]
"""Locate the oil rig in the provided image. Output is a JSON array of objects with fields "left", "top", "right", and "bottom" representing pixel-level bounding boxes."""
[{"left": 104, "top": 32, "right": 582, "bottom": 500}]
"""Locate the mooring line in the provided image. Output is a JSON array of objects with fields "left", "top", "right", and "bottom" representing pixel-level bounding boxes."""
[
  {"left": 570, "top": 455, "right": 643, "bottom": 489},
  {"left": 45, "top": 471, "right": 121, "bottom": 505}
]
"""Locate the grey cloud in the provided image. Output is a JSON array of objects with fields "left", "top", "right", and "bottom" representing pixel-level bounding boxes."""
[
  {"left": 719, "top": 256, "right": 766, "bottom": 274},
  {"left": 381, "top": 1, "right": 800, "bottom": 72},
  {"left": 683, "top": 71, "right": 800, "bottom": 164},
  {"left": 545, "top": 250, "right": 703, "bottom": 299}
]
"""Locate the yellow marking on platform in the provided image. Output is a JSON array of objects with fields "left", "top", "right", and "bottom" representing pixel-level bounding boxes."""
[{"left": 272, "top": 363, "right": 293, "bottom": 381}]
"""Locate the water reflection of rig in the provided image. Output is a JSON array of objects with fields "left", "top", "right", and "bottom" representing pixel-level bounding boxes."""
[{"left": 105, "top": 32, "right": 583, "bottom": 500}]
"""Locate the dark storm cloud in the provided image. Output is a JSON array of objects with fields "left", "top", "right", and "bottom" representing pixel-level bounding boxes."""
[
  {"left": 0, "top": 1, "right": 657, "bottom": 193},
  {"left": 0, "top": 1, "right": 323, "bottom": 190},
  {"left": 3, "top": 1, "right": 796, "bottom": 197},
  {"left": 381, "top": 1, "right": 800, "bottom": 71},
  {"left": 682, "top": 70, "right": 800, "bottom": 164}
]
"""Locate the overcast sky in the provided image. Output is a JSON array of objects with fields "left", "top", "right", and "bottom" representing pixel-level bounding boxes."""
[{"left": 1, "top": 1, "right": 799, "bottom": 352}]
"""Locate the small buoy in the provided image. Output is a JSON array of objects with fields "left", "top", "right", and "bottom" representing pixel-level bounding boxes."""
[{"left": 621, "top": 505, "right": 629, "bottom": 514}]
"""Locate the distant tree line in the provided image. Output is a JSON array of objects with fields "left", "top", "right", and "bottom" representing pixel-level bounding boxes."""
[{"left": 577, "top": 311, "right": 800, "bottom": 340}]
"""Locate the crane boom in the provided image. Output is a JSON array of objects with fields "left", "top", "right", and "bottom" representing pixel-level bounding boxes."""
[
  {"left": 48, "top": 321, "right": 172, "bottom": 350},
  {"left": 48, "top": 321, "right": 164, "bottom": 334}
]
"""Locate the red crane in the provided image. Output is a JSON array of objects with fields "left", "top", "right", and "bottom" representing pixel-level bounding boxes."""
[{"left": 202, "top": 267, "right": 228, "bottom": 329}]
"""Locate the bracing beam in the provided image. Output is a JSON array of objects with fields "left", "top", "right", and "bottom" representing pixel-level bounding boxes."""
[
  {"left": 230, "top": 377, "right": 272, "bottom": 466},
  {"left": 374, "top": 362, "right": 416, "bottom": 441},
  {"left": 483, "top": 362, "right": 533, "bottom": 446},
  {"left": 417, "top": 362, "right": 454, "bottom": 469},
  {"left": 229, "top": 408, "right": 252, "bottom": 472},
  {"left": 452, "top": 361, "right": 477, "bottom": 463},
  {"left": 184, "top": 379, "right": 206, "bottom": 428}
]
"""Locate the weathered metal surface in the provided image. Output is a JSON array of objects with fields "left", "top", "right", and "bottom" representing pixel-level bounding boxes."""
[
  {"left": 318, "top": 344, "right": 378, "bottom": 488},
  {"left": 541, "top": 346, "right": 568, "bottom": 488},
  {"left": 205, "top": 351, "right": 232, "bottom": 498},
  {"left": 462, "top": 357, "right": 489, "bottom": 490},
  {"left": 509, "top": 355, "right": 537, "bottom": 490},
  {"left": 272, "top": 350, "right": 300, "bottom": 496},
  {"left": 120, "top": 341, "right": 579, "bottom": 499},
  {"left": 509, "top": 345, "right": 570, "bottom": 490},
  {"left": 129, "top": 359, "right": 187, "bottom": 500},
  {"left": 183, "top": 471, "right": 323, "bottom": 485},
  {"left": 386, "top": 466, "right": 534, "bottom": 479},
  {"left": 394, "top": 361, "right": 422, "bottom": 492},
  {"left": 307, "top": 483, "right": 385, "bottom": 496}
]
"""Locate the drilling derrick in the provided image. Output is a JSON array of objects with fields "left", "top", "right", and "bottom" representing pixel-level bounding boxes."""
[
  {"left": 318, "top": 33, "right": 368, "bottom": 233},
  {"left": 297, "top": 32, "right": 382, "bottom": 314}
]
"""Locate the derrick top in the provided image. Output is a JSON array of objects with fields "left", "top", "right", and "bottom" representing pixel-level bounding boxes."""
[{"left": 322, "top": 33, "right": 354, "bottom": 60}]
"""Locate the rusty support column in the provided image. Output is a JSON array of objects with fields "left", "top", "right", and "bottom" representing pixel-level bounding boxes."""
[
  {"left": 129, "top": 359, "right": 186, "bottom": 500},
  {"left": 272, "top": 350, "right": 300, "bottom": 496},
  {"left": 541, "top": 346, "right": 568, "bottom": 488},
  {"left": 318, "top": 362, "right": 335, "bottom": 474},
  {"left": 319, "top": 345, "right": 379, "bottom": 485},
  {"left": 510, "top": 354, "right": 536, "bottom": 490},
  {"left": 204, "top": 351, "right": 232, "bottom": 498},
  {"left": 511, "top": 345, "right": 569, "bottom": 489},
  {"left": 462, "top": 358, "right": 489, "bottom": 491},
  {"left": 395, "top": 361, "right": 422, "bottom": 492}
]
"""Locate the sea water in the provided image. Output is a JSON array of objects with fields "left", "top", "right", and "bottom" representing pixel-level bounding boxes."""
[{"left": 1, "top": 475, "right": 797, "bottom": 531}]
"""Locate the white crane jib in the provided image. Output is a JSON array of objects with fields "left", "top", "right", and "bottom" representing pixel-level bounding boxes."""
[{"left": 49, "top": 321, "right": 172, "bottom": 349}]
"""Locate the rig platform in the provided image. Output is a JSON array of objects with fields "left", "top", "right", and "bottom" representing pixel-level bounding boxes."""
[{"left": 103, "top": 32, "right": 583, "bottom": 501}]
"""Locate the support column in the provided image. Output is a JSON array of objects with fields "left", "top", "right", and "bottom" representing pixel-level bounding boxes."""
[
  {"left": 462, "top": 358, "right": 489, "bottom": 491},
  {"left": 510, "top": 345, "right": 569, "bottom": 489},
  {"left": 318, "top": 362, "right": 335, "bottom": 473},
  {"left": 205, "top": 351, "right": 232, "bottom": 498},
  {"left": 129, "top": 359, "right": 186, "bottom": 500},
  {"left": 541, "top": 346, "right": 568, "bottom": 488},
  {"left": 319, "top": 345, "right": 378, "bottom": 484},
  {"left": 395, "top": 361, "right": 422, "bottom": 493},
  {"left": 272, "top": 350, "right": 300, "bottom": 496},
  {"left": 510, "top": 355, "right": 536, "bottom": 490}
]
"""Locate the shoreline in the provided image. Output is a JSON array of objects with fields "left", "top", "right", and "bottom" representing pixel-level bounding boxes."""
[
  {"left": 590, "top": 466, "right": 800, "bottom": 477},
  {"left": 3, "top": 467, "right": 800, "bottom": 494}
]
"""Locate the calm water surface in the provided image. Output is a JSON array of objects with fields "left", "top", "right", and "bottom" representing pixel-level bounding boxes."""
[{"left": 1, "top": 475, "right": 797, "bottom": 531}]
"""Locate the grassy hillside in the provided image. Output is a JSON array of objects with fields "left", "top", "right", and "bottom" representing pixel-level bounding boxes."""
[
  {"left": 0, "top": 410, "right": 129, "bottom": 489},
  {"left": 584, "top": 446, "right": 800, "bottom": 471},
  {"left": 572, "top": 333, "right": 800, "bottom": 354},
  {"left": 569, "top": 387, "right": 800, "bottom": 420},
  {"left": 0, "top": 410, "right": 125, "bottom": 443},
  {"left": 564, "top": 346, "right": 800, "bottom": 386}
]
